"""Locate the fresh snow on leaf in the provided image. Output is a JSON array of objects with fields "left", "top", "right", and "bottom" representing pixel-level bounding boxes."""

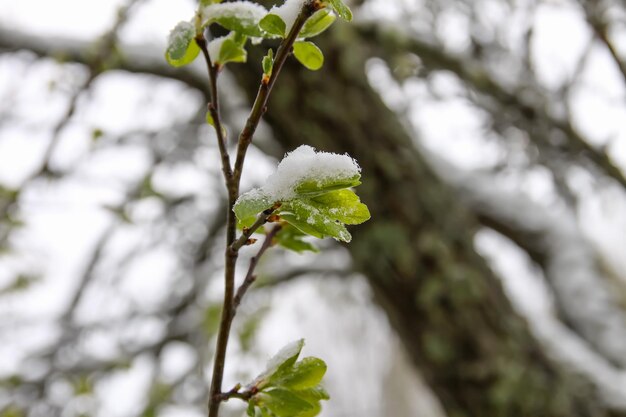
[
  {"left": 165, "top": 21, "right": 200, "bottom": 67},
  {"left": 264, "top": 339, "right": 304, "bottom": 376},
  {"left": 239, "top": 145, "right": 361, "bottom": 204},
  {"left": 268, "top": 0, "right": 306, "bottom": 35},
  {"left": 202, "top": 1, "right": 267, "bottom": 36},
  {"left": 208, "top": 32, "right": 247, "bottom": 65},
  {"left": 234, "top": 189, "right": 273, "bottom": 227},
  {"left": 234, "top": 145, "right": 368, "bottom": 242},
  {"left": 208, "top": 35, "right": 228, "bottom": 62},
  {"left": 167, "top": 21, "right": 195, "bottom": 59}
]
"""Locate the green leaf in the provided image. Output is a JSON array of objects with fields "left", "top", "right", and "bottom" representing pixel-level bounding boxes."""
[
  {"left": 310, "top": 189, "right": 371, "bottom": 225},
  {"left": 165, "top": 21, "right": 200, "bottom": 67},
  {"left": 277, "top": 189, "right": 369, "bottom": 242},
  {"left": 260, "top": 388, "right": 314, "bottom": 417},
  {"left": 270, "top": 357, "right": 327, "bottom": 390},
  {"left": 294, "top": 386, "right": 330, "bottom": 402},
  {"left": 202, "top": 3, "right": 266, "bottom": 37},
  {"left": 252, "top": 339, "right": 305, "bottom": 388},
  {"left": 266, "top": 339, "right": 305, "bottom": 375},
  {"left": 206, "top": 111, "right": 215, "bottom": 127},
  {"left": 200, "top": 0, "right": 222, "bottom": 5},
  {"left": 294, "top": 175, "right": 361, "bottom": 197},
  {"left": 262, "top": 48, "right": 274, "bottom": 76},
  {"left": 280, "top": 200, "right": 351, "bottom": 242},
  {"left": 234, "top": 191, "right": 273, "bottom": 227},
  {"left": 275, "top": 224, "right": 318, "bottom": 253},
  {"left": 218, "top": 37, "right": 247, "bottom": 64},
  {"left": 259, "top": 13, "right": 286, "bottom": 37},
  {"left": 300, "top": 9, "right": 336, "bottom": 38},
  {"left": 327, "top": 0, "right": 352, "bottom": 21},
  {"left": 293, "top": 41, "right": 324, "bottom": 71}
]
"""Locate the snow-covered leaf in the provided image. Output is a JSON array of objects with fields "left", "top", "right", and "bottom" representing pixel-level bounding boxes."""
[
  {"left": 281, "top": 199, "right": 352, "bottom": 242},
  {"left": 267, "top": 0, "right": 306, "bottom": 35},
  {"left": 234, "top": 190, "right": 273, "bottom": 227},
  {"left": 294, "top": 175, "right": 360, "bottom": 197},
  {"left": 202, "top": 2, "right": 266, "bottom": 37},
  {"left": 165, "top": 21, "right": 200, "bottom": 67},
  {"left": 250, "top": 339, "right": 304, "bottom": 389},
  {"left": 234, "top": 146, "right": 369, "bottom": 242},
  {"left": 309, "top": 189, "right": 370, "bottom": 225},
  {"left": 269, "top": 357, "right": 327, "bottom": 390}
]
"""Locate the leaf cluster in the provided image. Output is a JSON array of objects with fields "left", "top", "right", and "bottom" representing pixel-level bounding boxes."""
[
  {"left": 165, "top": 0, "right": 353, "bottom": 71},
  {"left": 245, "top": 340, "right": 329, "bottom": 417},
  {"left": 235, "top": 169, "right": 370, "bottom": 246}
]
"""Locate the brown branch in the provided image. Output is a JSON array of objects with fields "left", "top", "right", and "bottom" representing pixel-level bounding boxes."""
[
  {"left": 232, "top": 224, "right": 282, "bottom": 315},
  {"left": 196, "top": 35, "right": 234, "bottom": 184},
  {"left": 206, "top": 4, "right": 319, "bottom": 417}
]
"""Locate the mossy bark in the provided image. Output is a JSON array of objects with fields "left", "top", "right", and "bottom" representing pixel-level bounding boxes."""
[{"left": 233, "top": 25, "right": 605, "bottom": 417}]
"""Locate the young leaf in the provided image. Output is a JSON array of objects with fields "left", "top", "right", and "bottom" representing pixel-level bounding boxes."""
[
  {"left": 260, "top": 388, "right": 314, "bottom": 417},
  {"left": 259, "top": 13, "right": 286, "bottom": 38},
  {"left": 294, "top": 175, "right": 361, "bottom": 197},
  {"left": 234, "top": 191, "right": 273, "bottom": 227},
  {"left": 218, "top": 37, "right": 247, "bottom": 64},
  {"left": 262, "top": 49, "right": 274, "bottom": 77},
  {"left": 202, "top": 2, "right": 266, "bottom": 37},
  {"left": 206, "top": 110, "right": 215, "bottom": 127},
  {"left": 279, "top": 189, "right": 371, "bottom": 243},
  {"left": 275, "top": 224, "right": 319, "bottom": 253},
  {"left": 327, "top": 0, "right": 352, "bottom": 21},
  {"left": 251, "top": 339, "right": 305, "bottom": 388},
  {"left": 270, "top": 357, "right": 327, "bottom": 390},
  {"left": 299, "top": 9, "right": 336, "bottom": 39},
  {"left": 293, "top": 41, "right": 324, "bottom": 71},
  {"left": 280, "top": 199, "right": 352, "bottom": 242},
  {"left": 309, "top": 189, "right": 371, "bottom": 225},
  {"left": 265, "top": 339, "right": 305, "bottom": 375},
  {"left": 293, "top": 386, "right": 330, "bottom": 402},
  {"left": 165, "top": 21, "right": 200, "bottom": 67}
]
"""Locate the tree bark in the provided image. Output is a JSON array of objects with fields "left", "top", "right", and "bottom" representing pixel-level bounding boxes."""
[{"left": 232, "top": 25, "right": 606, "bottom": 417}]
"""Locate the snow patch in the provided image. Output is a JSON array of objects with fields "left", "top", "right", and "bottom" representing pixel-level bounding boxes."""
[
  {"left": 207, "top": 35, "right": 227, "bottom": 62},
  {"left": 202, "top": 1, "right": 267, "bottom": 25},
  {"left": 238, "top": 145, "right": 361, "bottom": 205},
  {"left": 167, "top": 21, "right": 194, "bottom": 52},
  {"left": 269, "top": 0, "right": 307, "bottom": 34}
]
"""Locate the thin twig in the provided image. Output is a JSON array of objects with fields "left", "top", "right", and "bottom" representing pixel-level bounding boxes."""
[
  {"left": 196, "top": 35, "right": 234, "bottom": 183},
  {"left": 232, "top": 2, "right": 318, "bottom": 189},
  {"left": 206, "top": 3, "right": 319, "bottom": 417},
  {"left": 233, "top": 224, "right": 282, "bottom": 315},
  {"left": 231, "top": 204, "right": 280, "bottom": 252}
]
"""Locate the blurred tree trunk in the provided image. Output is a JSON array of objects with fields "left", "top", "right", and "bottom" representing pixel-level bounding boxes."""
[{"left": 232, "top": 24, "right": 606, "bottom": 417}]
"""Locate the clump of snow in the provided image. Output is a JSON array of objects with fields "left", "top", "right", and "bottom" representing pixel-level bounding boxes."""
[
  {"left": 202, "top": 1, "right": 267, "bottom": 25},
  {"left": 239, "top": 145, "right": 361, "bottom": 205},
  {"left": 268, "top": 0, "right": 307, "bottom": 34},
  {"left": 167, "top": 21, "right": 194, "bottom": 54},
  {"left": 207, "top": 36, "right": 227, "bottom": 62}
]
